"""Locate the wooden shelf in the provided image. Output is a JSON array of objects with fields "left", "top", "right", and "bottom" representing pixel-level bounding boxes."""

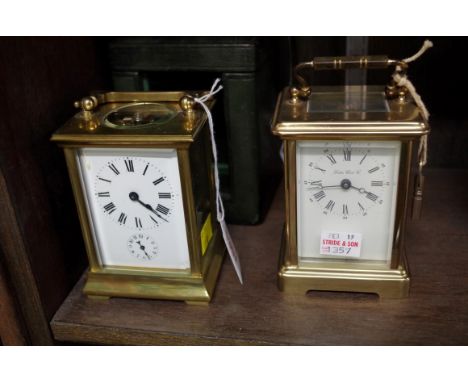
[{"left": 51, "top": 169, "right": 468, "bottom": 345}]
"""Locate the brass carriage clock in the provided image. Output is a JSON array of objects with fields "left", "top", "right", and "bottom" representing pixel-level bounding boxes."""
[
  {"left": 52, "top": 91, "right": 224, "bottom": 303},
  {"left": 272, "top": 55, "right": 430, "bottom": 298}
]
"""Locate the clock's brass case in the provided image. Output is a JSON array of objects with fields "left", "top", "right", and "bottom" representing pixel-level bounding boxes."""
[
  {"left": 52, "top": 91, "right": 225, "bottom": 303},
  {"left": 272, "top": 86, "right": 429, "bottom": 298}
]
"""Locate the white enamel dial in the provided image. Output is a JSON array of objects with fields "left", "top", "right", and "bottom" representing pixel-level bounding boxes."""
[
  {"left": 127, "top": 233, "right": 158, "bottom": 260},
  {"left": 77, "top": 147, "right": 190, "bottom": 270},
  {"left": 296, "top": 140, "right": 401, "bottom": 265},
  {"left": 94, "top": 157, "right": 174, "bottom": 230}
]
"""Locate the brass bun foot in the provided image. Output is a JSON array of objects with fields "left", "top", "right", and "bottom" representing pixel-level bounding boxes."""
[
  {"left": 87, "top": 295, "right": 110, "bottom": 301},
  {"left": 185, "top": 300, "right": 210, "bottom": 306},
  {"left": 278, "top": 232, "right": 410, "bottom": 299},
  {"left": 278, "top": 270, "right": 410, "bottom": 299}
]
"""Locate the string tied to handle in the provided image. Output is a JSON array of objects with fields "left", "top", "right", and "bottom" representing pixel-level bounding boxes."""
[
  {"left": 402, "top": 39, "right": 434, "bottom": 64},
  {"left": 392, "top": 39, "right": 433, "bottom": 121},
  {"left": 193, "top": 79, "right": 243, "bottom": 284},
  {"left": 391, "top": 40, "right": 433, "bottom": 219}
]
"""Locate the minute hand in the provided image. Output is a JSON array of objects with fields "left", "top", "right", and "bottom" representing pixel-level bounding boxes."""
[
  {"left": 137, "top": 200, "right": 169, "bottom": 222},
  {"left": 129, "top": 192, "right": 169, "bottom": 222},
  {"left": 349, "top": 185, "right": 378, "bottom": 201},
  {"left": 349, "top": 185, "right": 370, "bottom": 194}
]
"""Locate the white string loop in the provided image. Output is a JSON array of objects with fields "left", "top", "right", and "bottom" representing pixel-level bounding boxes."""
[
  {"left": 193, "top": 79, "right": 243, "bottom": 284},
  {"left": 402, "top": 40, "right": 434, "bottom": 64},
  {"left": 193, "top": 79, "right": 225, "bottom": 222},
  {"left": 393, "top": 69, "right": 430, "bottom": 120},
  {"left": 392, "top": 39, "right": 433, "bottom": 121},
  {"left": 392, "top": 40, "right": 433, "bottom": 171},
  {"left": 418, "top": 134, "right": 428, "bottom": 167}
]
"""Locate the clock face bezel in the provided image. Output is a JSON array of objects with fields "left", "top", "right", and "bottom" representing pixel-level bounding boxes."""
[
  {"left": 296, "top": 140, "right": 401, "bottom": 268},
  {"left": 93, "top": 156, "right": 176, "bottom": 231},
  {"left": 73, "top": 147, "right": 193, "bottom": 276},
  {"left": 282, "top": 137, "right": 412, "bottom": 272}
]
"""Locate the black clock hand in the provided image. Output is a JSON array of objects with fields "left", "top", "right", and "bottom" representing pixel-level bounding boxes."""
[
  {"left": 129, "top": 192, "right": 169, "bottom": 222},
  {"left": 136, "top": 241, "right": 150, "bottom": 259},
  {"left": 307, "top": 184, "right": 342, "bottom": 190},
  {"left": 307, "top": 178, "right": 353, "bottom": 190},
  {"left": 349, "top": 184, "right": 379, "bottom": 201},
  {"left": 349, "top": 185, "right": 370, "bottom": 194},
  {"left": 307, "top": 178, "right": 373, "bottom": 193},
  {"left": 148, "top": 206, "right": 169, "bottom": 222},
  {"left": 307, "top": 179, "right": 377, "bottom": 194}
]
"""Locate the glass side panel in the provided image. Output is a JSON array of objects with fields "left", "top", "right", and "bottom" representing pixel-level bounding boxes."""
[
  {"left": 189, "top": 126, "right": 215, "bottom": 253},
  {"left": 307, "top": 87, "right": 389, "bottom": 113},
  {"left": 103, "top": 103, "right": 177, "bottom": 129}
]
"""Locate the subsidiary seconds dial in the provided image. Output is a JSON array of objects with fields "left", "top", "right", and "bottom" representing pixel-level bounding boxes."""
[
  {"left": 304, "top": 143, "right": 392, "bottom": 219},
  {"left": 94, "top": 157, "right": 175, "bottom": 229}
]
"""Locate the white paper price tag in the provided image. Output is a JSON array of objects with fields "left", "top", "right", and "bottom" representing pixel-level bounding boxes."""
[{"left": 320, "top": 231, "right": 362, "bottom": 258}]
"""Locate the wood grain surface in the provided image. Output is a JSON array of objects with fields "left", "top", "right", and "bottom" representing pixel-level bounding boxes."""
[
  {"left": 0, "top": 260, "right": 27, "bottom": 345},
  {"left": 0, "top": 37, "right": 110, "bottom": 344},
  {"left": 51, "top": 169, "right": 468, "bottom": 345}
]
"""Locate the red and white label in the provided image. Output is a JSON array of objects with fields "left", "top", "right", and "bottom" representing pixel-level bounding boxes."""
[{"left": 320, "top": 231, "right": 362, "bottom": 258}]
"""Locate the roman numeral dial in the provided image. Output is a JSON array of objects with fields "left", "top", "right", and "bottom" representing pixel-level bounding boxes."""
[
  {"left": 103, "top": 202, "right": 116, "bottom": 214},
  {"left": 343, "top": 145, "right": 351, "bottom": 161},
  {"left": 124, "top": 159, "right": 134, "bottom": 172},
  {"left": 303, "top": 142, "right": 392, "bottom": 219},
  {"left": 298, "top": 140, "right": 401, "bottom": 263},
  {"left": 94, "top": 156, "right": 175, "bottom": 230},
  {"left": 326, "top": 153, "right": 337, "bottom": 164},
  {"left": 108, "top": 163, "right": 120, "bottom": 175},
  {"left": 156, "top": 204, "right": 170, "bottom": 215},
  {"left": 313, "top": 190, "right": 326, "bottom": 201},
  {"left": 325, "top": 200, "right": 335, "bottom": 211},
  {"left": 153, "top": 177, "right": 165, "bottom": 186},
  {"left": 118, "top": 213, "right": 127, "bottom": 225}
]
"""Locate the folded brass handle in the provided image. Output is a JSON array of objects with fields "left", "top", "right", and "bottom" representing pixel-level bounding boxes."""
[
  {"left": 293, "top": 55, "right": 399, "bottom": 98},
  {"left": 311, "top": 55, "right": 391, "bottom": 70}
]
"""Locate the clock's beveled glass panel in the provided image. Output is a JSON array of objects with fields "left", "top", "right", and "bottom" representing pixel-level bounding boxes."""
[
  {"left": 77, "top": 147, "right": 190, "bottom": 270},
  {"left": 307, "top": 88, "right": 389, "bottom": 114},
  {"left": 189, "top": 127, "right": 214, "bottom": 239},
  {"left": 103, "top": 103, "right": 177, "bottom": 129},
  {"left": 296, "top": 140, "right": 401, "bottom": 267}
]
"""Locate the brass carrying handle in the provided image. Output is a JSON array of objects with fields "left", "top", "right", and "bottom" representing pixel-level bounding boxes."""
[{"left": 293, "top": 55, "right": 399, "bottom": 97}]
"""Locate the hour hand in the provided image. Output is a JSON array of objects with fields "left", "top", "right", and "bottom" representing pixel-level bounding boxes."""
[
  {"left": 305, "top": 181, "right": 323, "bottom": 190},
  {"left": 306, "top": 184, "right": 342, "bottom": 190},
  {"left": 130, "top": 193, "right": 153, "bottom": 212}
]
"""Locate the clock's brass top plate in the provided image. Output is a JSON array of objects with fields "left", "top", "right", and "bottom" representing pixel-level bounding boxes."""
[
  {"left": 272, "top": 86, "right": 429, "bottom": 138},
  {"left": 52, "top": 91, "right": 214, "bottom": 146}
]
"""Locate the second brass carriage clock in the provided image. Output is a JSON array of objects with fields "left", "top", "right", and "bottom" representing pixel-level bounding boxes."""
[
  {"left": 52, "top": 90, "right": 224, "bottom": 303},
  {"left": 272, "top": 55, "right": 430, "bottom": 298}
]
